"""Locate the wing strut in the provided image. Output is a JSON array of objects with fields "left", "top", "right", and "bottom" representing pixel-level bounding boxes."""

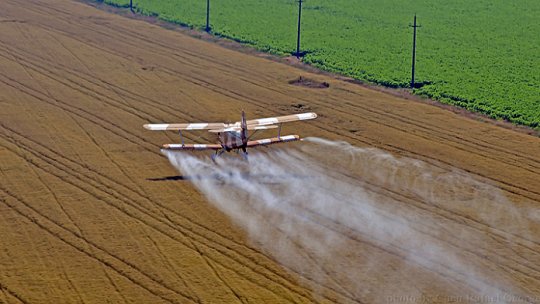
[
  {"left": 179, "top": 130, "right": 185, "bottom": 146},
  {"left": 277, "top": 124, "right": 282, "bottom": 139}
]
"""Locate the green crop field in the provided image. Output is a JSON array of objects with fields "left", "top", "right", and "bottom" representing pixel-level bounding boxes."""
[{"left": 103, "top": 0, "right": 540, "bottom": 129}]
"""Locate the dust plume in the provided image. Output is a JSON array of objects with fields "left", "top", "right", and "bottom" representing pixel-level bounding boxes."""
[{"left": 164, "top": 138, "right": 536, "bottom": 303}]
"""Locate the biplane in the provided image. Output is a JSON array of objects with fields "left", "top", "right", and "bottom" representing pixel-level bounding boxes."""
[{"left": 144, "top": 111, "right": 317, "bottom": 160}]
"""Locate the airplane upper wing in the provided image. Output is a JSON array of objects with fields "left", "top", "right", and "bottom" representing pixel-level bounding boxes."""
[
  {"left": 143, "top": 122, "right": 226, "bottom": 131},
  {"left": 207, "top": 125, "right": 278, "bottom": 133},
  {"left": 144, "top": 112, "right": 317, "bottom": 131},
  {"left": 246, "top": 112, "right": 317, "bottom": 127}
]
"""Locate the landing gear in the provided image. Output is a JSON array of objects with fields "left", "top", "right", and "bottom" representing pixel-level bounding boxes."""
[
  {"left": 211, "top": 149, "right": 225, "bottom": 163},
  {"left": 241, "top": 147, "right": 248, "bottom": 161},
  {"left": 241, "top": 151, "right": 249, "bottom": 161}
]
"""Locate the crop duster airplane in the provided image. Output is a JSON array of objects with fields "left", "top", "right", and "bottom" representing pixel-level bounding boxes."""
[{"left": 144, "top": 111, "right": 317, "bottom": 160}]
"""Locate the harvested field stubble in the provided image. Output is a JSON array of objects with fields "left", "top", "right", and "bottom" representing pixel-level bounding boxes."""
[{"left": 0, "top": 0, "right": 539, "bottom": 303}]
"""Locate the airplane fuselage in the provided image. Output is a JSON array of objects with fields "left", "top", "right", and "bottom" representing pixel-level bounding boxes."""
[{"left": 218, "top": 131, "right": 245, "bottom": 151}]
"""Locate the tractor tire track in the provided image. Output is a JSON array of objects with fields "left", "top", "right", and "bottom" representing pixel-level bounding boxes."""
[{"left": 0, "top": 282, "right": 29, "bottom": 304}]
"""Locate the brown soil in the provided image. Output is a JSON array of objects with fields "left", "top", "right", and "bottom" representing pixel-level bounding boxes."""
[
  {"left": 0, "top": 0, "right": 539, "bottom": 303},
  {"left": 288, "top": 76, "right": 330, "bottom": 89}
]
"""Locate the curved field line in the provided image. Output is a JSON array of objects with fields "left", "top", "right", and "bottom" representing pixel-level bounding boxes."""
[
  {"left": 0, "top": 281, "right": 30, "bottom": 304},
  {"left": 0, "top": 188, "right": 197, "bottom": 304}
]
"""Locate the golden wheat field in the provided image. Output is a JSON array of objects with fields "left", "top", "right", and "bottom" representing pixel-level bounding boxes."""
[{"left": 1, "top": 0, "right": 540, "bottom": 303}]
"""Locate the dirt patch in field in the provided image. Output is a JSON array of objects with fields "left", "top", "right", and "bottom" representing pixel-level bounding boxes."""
[{"left": 288, "top": 76, "right": 330, "bottom": 89}]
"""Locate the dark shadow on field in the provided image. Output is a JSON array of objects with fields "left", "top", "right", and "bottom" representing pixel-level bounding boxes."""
[{"left": 147, "top": 173, "right": 312, "bottom": 184}]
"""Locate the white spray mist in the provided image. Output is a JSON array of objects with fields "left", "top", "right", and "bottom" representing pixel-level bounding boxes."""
[{"left": 164, "top": 138, "right": 535, "bottom": 303}]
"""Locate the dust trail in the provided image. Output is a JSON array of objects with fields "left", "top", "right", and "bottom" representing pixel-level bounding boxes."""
[{"left": 164, "top": 138, "right": 537, "bottom": 303}]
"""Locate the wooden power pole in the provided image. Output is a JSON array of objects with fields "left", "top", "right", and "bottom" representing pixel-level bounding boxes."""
[
  {"left": 409, "top": 14, "right": 420, "bottom": 88},
  {"left": 205, "top": 0, "right": 210, "bottom": 32},
  {"left": 295, "top": 0, "right": 303, "bottom": 58}
]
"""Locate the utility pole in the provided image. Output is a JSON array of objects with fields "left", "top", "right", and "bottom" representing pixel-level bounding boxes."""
[
  {"left": 205, "top": 0, "right": 210, "bottom": 32},
  {"left": 129, "top": 0, "right": 133, "bottom": 12},
  {"left": 409, "top": 14, "right": 420, "bottom": 88},
  {"left": 295, "top": 0, "right": 303, "bottom": 58}
]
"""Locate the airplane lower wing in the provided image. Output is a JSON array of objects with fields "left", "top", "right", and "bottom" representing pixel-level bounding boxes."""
[
  {"left": 246, "top": 135, "right": 300, "bottom": 147},
  {"left": 162, "top": 143, "right": 222, "bottom": 150},
  {"left": 162, "top": 135, "right": 300, "bottom": 151}
]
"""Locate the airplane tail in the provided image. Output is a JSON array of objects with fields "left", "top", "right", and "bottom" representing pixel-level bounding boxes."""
[{"left": 241, "top": 110, "right": 248, "bottom": 150}]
